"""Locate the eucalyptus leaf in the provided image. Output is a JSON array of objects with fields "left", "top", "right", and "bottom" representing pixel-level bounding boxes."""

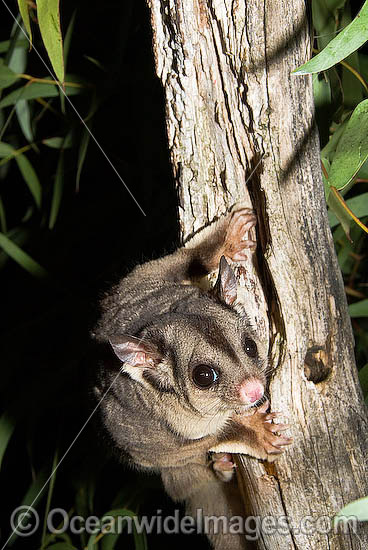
[
  {"left": 359, "top": 52, "right": 368, "bottom": 84},
  {"left": 321, "top": 119, "right": 349, "bottom": 163},
  {"left": 0, "top": 141, "right": 41, "bottom": 207},
  {"left": 0, "top": 80, "right": 83, "bottom": 108},
  {"left": 335, "top": 496, "right": 368, "bottom": 524},
  {"left": 0, "top": 39, "right": 28, "bottom": 54},
  {"left": 357, "top": 157, "right": 368, "bottom": 180},
  {"left": 76, "top": 125, "right": 91, "bottom": 191},
  {"left": 325, "top": 0, "right": 346, "bottom": 9},
  {"left": 0, "top": 61, "right": 19, "bottom": 90},
  {"left": 340, "top": 5, "right": 364, "bottom": 107},
  {"left": 0, "top": 232, "right": 47, "bottom": 277},
  {"left": 0, "top": 141, "right": 14, "bottom": 156},
  {"left": 327, "top": 189, "right": 352, "bottom": 236},
  {"left": 294, "top": 1, "right": 368, "bottom": 75},
  {"left": 7, "top": 467, "right": 48, "bottom": 547},
  {"left": 43, "top": 135, "right": 73, "bottom": 149},
  {"left": 16, "top": 99, "right": 33, "bottom": 142},
  {"left": 64, "top": 11, "right": 77, "bottom": 68},
  {"left": 312, "top": 0, "right": 338, "bottom": 52},
  {"left": 17, "top": 0, "right": 32, "bottom": 45},
  {"left": 349, "top": 299, "right": 368, "bottom": 318},
  {"left": 88, "top": 509, "right": 147, "bottom": 550},
  {"left": 313, "top": 74, "right": 331, "bottom": 109},
  {"left": 328, "top": 100, "right": 368, "bottom": 190},
  {"left": 0, "top": 226, "right": 29, "bottom": 270},
  {"left": 8, "top": 39, "right": 27, "bottom": 74},
  {"left": 15, "top": 154, "right": 41, "bottom": 208},
  {"left": 328, "top": 192, "right": 368, "bottom": 228},
  {"left": 49, "top": 150, "right": 64, "bottom": 229},
  {"left": 37, "top": 0, "right": 65, "bottom": 83}
]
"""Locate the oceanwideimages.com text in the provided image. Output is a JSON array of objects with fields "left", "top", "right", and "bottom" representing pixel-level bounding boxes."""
[{"left": 10, "top": 506, "right": 358, "bottom": 540}]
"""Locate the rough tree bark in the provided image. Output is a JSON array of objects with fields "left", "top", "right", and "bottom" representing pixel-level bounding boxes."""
[{"left": 146, "top": 0, "right": 368, "bottom": 548}]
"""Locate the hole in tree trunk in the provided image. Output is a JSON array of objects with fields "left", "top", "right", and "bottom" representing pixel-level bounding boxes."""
[{"left": 304, "top": 346, "right": 332, "bottom": 383}]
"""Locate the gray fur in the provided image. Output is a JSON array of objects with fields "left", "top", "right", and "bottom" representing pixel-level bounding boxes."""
[{"left": 92, "top": 207, "right": 291, "bottom": 549}]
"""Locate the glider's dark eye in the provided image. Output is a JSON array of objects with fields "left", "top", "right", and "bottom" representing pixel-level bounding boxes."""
[
  {"left": 244, "top": 338, "right": 258, "bottom": 358},
  {"left": 192, "top": 364, "right": 218, "bottom": 389}
]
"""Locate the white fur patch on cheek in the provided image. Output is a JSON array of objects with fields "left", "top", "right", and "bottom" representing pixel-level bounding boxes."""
[{"left": 122, "top": 363, "right": 150, "bottom": 387}]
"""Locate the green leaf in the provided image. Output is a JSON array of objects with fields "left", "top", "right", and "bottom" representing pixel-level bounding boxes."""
[
  {"left": 0, "top": 412, "right": 16, "bottom": 470},
  {"left": 49, "top": 150, "right": 64, "bottom": 229},
  {"left": 16, "top": 99, "right": 33, "bottom": 142},
  {"left": 313, "top": 74, "right": 331, "bottom": 109},
  {"left": 75, "top": 92, "right": 99, "bottom": 190},
  {"left": 0, "top": 141, "right": 17, "bottom": 157},
  {"left": 327, "top": 190, "right": 352, "bottom": 237},
  {"left": 37, "top": 0, "right": 65, "bottom": 83},
  {"left": 84, "top": 55, "right": 107, "bottom": 72},
  {"left": 0, "top": 226, "right": 29, "bottom": 270},
  {"left": 8, "top": 39, "right": 27, "bottom": 74},
  {"left": 328, "top": 192, "right": 368, "bottom": 227},
  {"left": 321, "top": 119, "right": 349, "bottom": 163},
  {"left": 294, "top": 1, "right": 368, "bottom": 75},
  {"left": 335, "top": 224, "right": 360, "bottom": 274},
  {"left": 0, "top": 142, "right": 41, "bottom": 207},
  {"left": 0, "top": 61, "right": 19, "bottom": 90},
  {"left": 43, "top": 135, "right": 73, "bottom": 149},
  {"left": 349, "top": 299, "right": 368, "bottom": 318},
  {"left": 357, "top": 156, "right": 368, "bottom": 179},
  {"left": 358, "top": 364, "right": 368, "bottom": 398},
  {"left": 312, "top": 0, "right": 339, "bottom": 52},
  {"left": 0, "top": 79, "right": 83, "bottom": 108},
  {"left": 335, "top": 496, "right": 368, "bottom": 525},
  {"left": 88, "top": 509, "right": 147, "bottom": 550},
  {"left": 328, "top": 100, "right": 368, "bottom": 190},
  {"left": 76, "top": 125, "right": 91, "bottom": 191},
  {"left": 7, "top": 467, "right": 48, "bottom": 547},
  {"left": 64, "top": 11, "right": 77, "bottom": 68},
  {"left": 21, "top": 468, "right": 48, "bottom": 508},
  {"left": 17, "top": 0, "right": 33, "bottom": 45},
  {"left": 340, "top": 5, "right": 364, "bottom": 108},
  {"left": 0, "top": 232, "right": 47, "bottom": 277},
  {"left": 0, "top": 39, "right": 28, "bottom": 54},
  {"left": 75, "top": 480, "right": 96, "bottom": 548},
  {"left": 15, "top": 153, "right": 42, "bottom": 208}
]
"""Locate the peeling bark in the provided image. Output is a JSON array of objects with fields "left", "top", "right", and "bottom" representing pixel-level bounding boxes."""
[{"left": 146, "top": 0, "right": 368, "bottom": 548}]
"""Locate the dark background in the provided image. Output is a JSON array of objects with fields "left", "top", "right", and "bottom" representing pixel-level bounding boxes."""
[{"left": 0, "top": 0, "right": 207, "bottom": 548}]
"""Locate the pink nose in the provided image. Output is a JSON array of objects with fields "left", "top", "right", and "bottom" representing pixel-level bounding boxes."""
[{"left": 239, "top": 379, "right": 264, "bottom": 403}]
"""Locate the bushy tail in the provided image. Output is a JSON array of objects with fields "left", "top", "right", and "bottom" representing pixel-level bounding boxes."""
[{"left": 162, "top": 464, "right": 248, "bottom": 549}]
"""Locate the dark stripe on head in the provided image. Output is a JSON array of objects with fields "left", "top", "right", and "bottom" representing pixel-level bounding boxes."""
[
  {"left": 182, "top": 314, "right": 239, "bottom": 364},
  {"left": 142, "top": 369, "right": 176, "bottom": 395}
]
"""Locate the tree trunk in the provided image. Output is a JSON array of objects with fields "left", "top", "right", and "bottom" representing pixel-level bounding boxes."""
[{"left": 146, "top": 0, "right": 368, "bottom": 548}]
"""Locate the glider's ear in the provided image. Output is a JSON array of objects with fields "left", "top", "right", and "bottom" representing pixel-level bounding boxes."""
[
  {"left": 211, "top": 255, "right": 237, "bottom": 306},
  {"left": 109, "top": 335, "right": 161, "bottom": 367}
]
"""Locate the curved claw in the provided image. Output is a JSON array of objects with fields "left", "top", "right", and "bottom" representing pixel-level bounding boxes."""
[
  {"left": 257, "top": 400, "right": 270, "bottom": 414},
  {"left": 267, "top": 423, "right": 290, "bottom": 433}
]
